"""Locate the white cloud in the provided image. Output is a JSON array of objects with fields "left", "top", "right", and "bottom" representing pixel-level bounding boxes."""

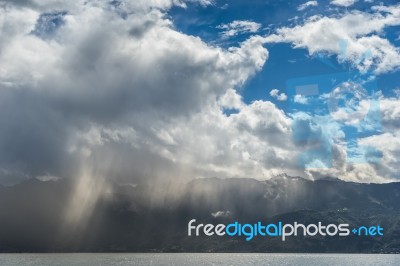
[
  {"left": 331, "top": 0, "right": 358, "bottom": 7},
  {"left": 218, "top": 89, "right": 244, "bottom": 110},
  {"left": 346, "top": 96, "right": 400, "bottom": 182},
  {"left": 148, "top": 98, "right": 298, "bottom": 180},
  {"left": 328, "top": 82, "right": 372, "bottom": 125},
  {"left": 298, "top": 1, "right": 318, "bottom": 11},
  {"left": 294, "top": 94, "right": 309, "bottom": 104},
  {"left": 380, "top": 97, "right": 400, "bottom": 129},
  {"left": 270, "top": 89, "right": 288, "bottom": 101},
  {"left": 197, "top": 0, "right": 214, "bottom": 7},
  {"left": 394, "top": 88, "right": 400, "bottom": 97},
  {"left": 211, "top": 210, "right": 231, "bottom": 218},
  {"left": 293, "top": 92, "right": 400, "bottom": 183},
  {"left": 358, "top": 132, "right": 400, "bottom": 181},
  {"left": 217, "top": 20, "right": 261, "bottom": 38},
  {"left": 264, "top": 4, "right": 400, "bottom": 74}
]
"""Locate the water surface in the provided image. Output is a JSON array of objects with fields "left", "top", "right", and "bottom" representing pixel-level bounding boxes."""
[{"left": 0, "top": 253, "right": 398, "bottom": 266}]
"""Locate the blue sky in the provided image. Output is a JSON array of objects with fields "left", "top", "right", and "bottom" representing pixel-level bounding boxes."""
[
  {"left": 169, "top": 0, "right": 400, "bottom": 105},
  {"left": 167, "top": 0, "right": 400, "bottom": 172}
]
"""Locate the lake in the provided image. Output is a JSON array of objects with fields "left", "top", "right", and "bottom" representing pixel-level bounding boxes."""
[{"left": 0, "top": 253, "right": 398, "bottom": 265}]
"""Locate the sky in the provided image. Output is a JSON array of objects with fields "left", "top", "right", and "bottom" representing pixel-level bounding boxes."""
[{"left": 0, "top": 0, "right": 399, "bottom": 187}]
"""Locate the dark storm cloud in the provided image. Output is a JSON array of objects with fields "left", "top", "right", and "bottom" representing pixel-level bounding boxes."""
[
  {"left": 0, "top": 0, "right": 35, "bottom": 7},
  {"left": 0, "top": 0, "right": 275, "bottom": 185},
  {"left": 0, "top": 86, "right": 82, "bottom": 184}
]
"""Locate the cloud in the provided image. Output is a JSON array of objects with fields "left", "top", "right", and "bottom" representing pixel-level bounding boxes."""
[
  {"left": 0, "top": 0, "right": 399, "bottom": 191},
  {"left": 211, "top": 210, "right": 231, "bottom": 218},
  {"left": 264, "top": 4, "right": 400, "bottom": 74},
  {"left": 292, "top": 91, "right": 400, "bottom": 183},
  {"left": 217, "top": 20, "right": 261, "bottom": 38},
  {"left": 218, "top": 89, "right": 244, "bottom": 110},
  {"left": 343, "top": 96, "right": 400, "bottom": 182},
  {"left": 270, "top": 89, "right": 287, "bottom": 101},
  {"left": 331, "top": 0, "right": 358, "bottom": 7},
  {"left": 0, "top": 0, "right": 276, "bottom": 185},
  {"left": 31, "top": 11, "right": 67, "bottom": 39},
  {"left": 358, "top": 131, "right": 400, "bottom": 181},
  {"left": 380, "top": 97, "right": 400, "bottom": 129},
  {"left": 197, "top": 0, "right": 214, "bottom": 7},
  {"left": 298, "top": 1, "right": 318, "bottom": 11},
  {"left": 294, "top": 95, "right": 309, "bottom": 105}
]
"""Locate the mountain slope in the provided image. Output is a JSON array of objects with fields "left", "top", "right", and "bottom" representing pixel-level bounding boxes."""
[{"left": 0, "top": 176, "right": 399, "bottom": 253}]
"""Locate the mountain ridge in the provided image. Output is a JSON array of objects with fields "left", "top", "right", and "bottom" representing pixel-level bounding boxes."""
[{"left": 0, "top": 176, "right": 399, "bottom": 253}]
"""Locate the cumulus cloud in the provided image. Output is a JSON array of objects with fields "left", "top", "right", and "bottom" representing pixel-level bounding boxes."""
[
  {"left": 298, "top": 1, "right": 318, "bottom": 11},
  {"left": 264, "top": 4, "right": 400, "bottom": 74},
  {"left": 270, "top": 89, "right": 287, "bottom": 101},
  {"left": 0, "top": 0, "right": 288, "bottom": 186},
  {"left": 218, "top": 89, "right": 244, "bottom": 110},
  {"left": 331, "top": 0, "right": 358, "bottom": 7},
  {"left": 217, "top": 20, "right": 261, "bottom": 38},
  {"left": 379, "top": 96, "right": 400, "bottom": 130},
  {"left": 347, "top": 95, "right": 400, "bottom": 182},
  {"left": 294, "top": 95, "right": 309, "bottom": 105},
  {"left": 291, "top": 90, "right": 400, "bottom": 183}
]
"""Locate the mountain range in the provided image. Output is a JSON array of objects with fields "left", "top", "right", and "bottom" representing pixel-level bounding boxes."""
[{"left": 0, "top": 175, "right": 399, "bottom": 253}]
